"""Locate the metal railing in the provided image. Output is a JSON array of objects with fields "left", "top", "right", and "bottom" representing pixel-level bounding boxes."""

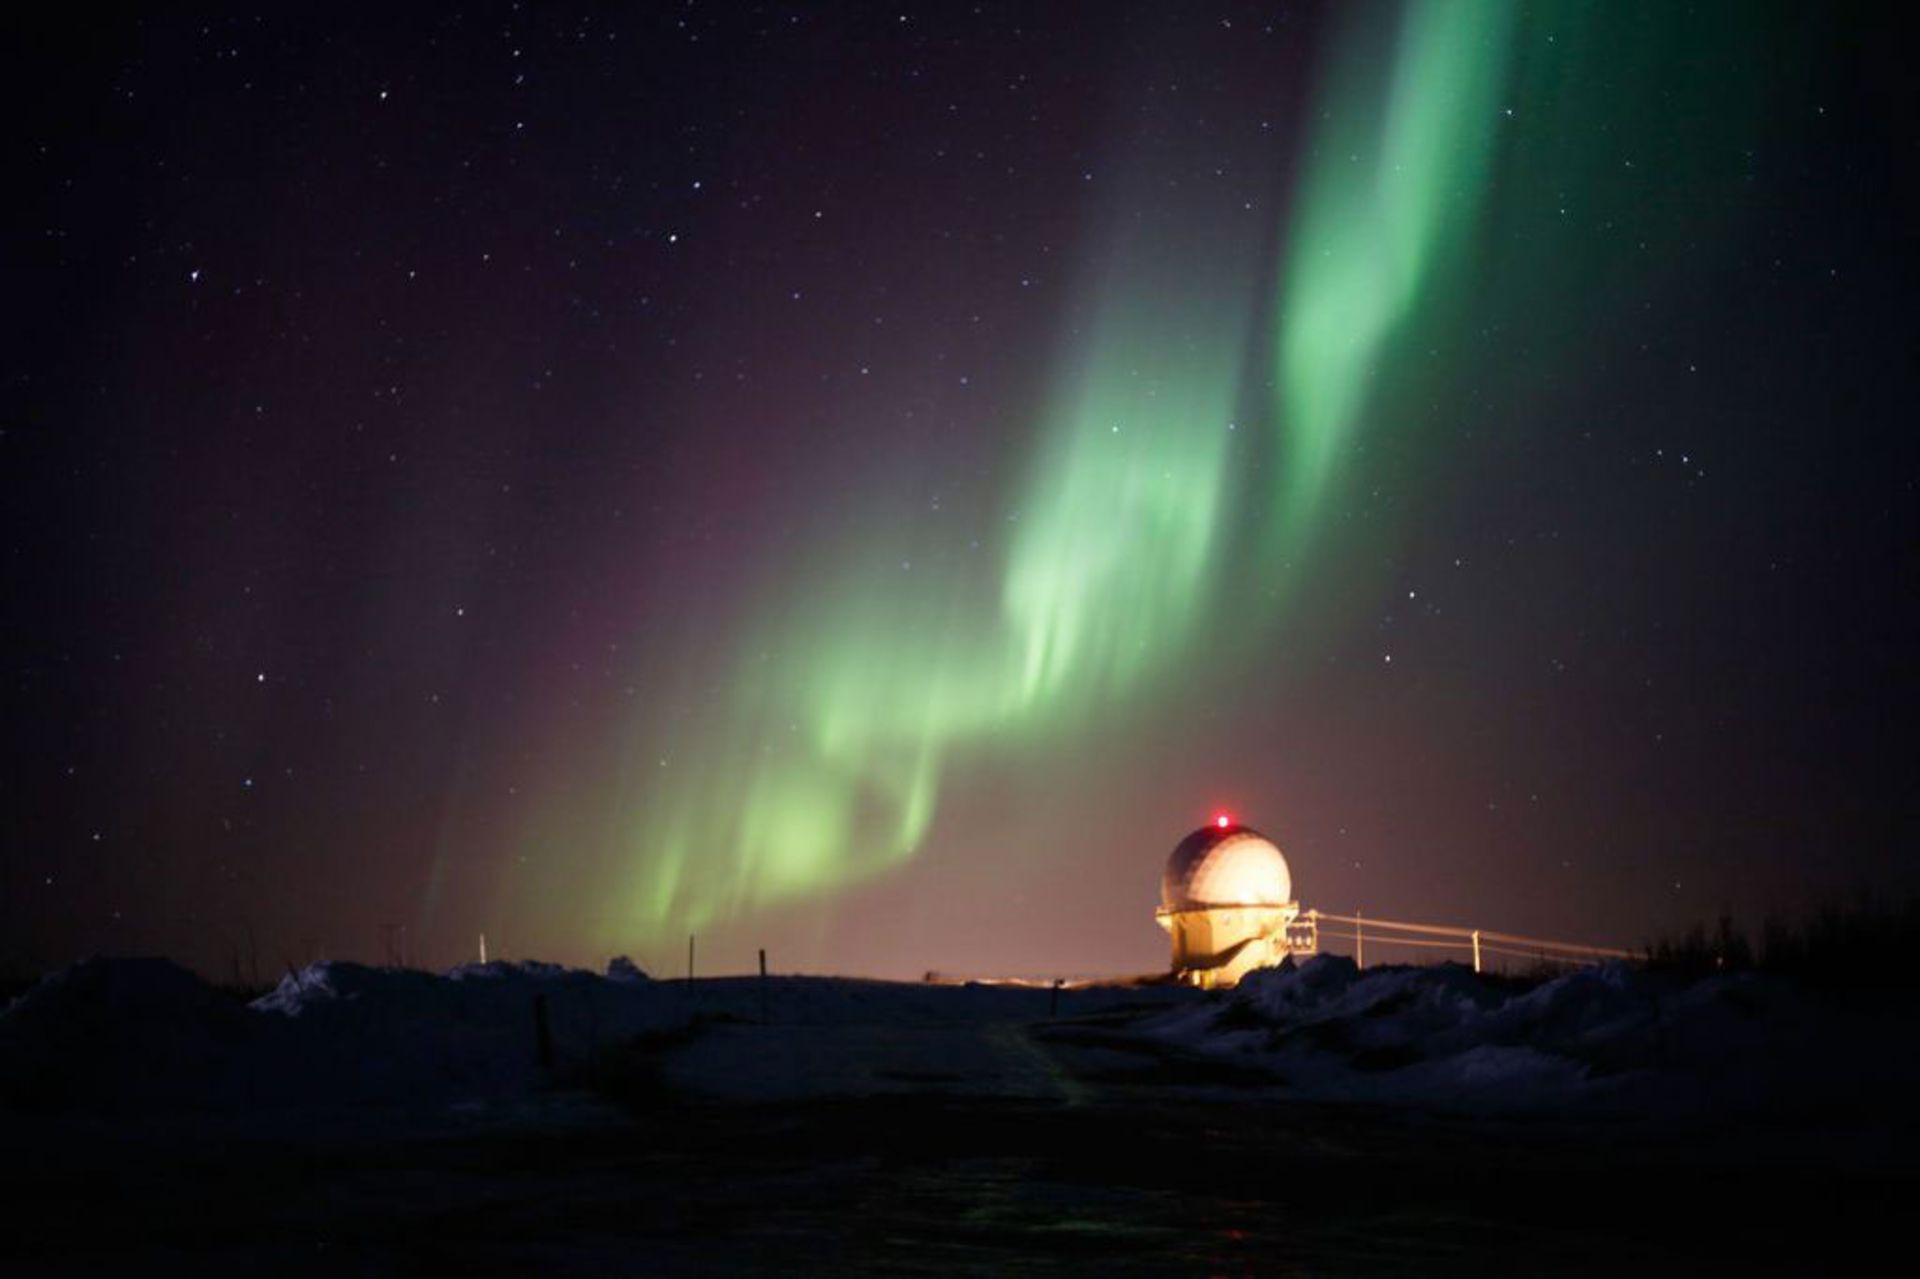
[{"left": 1302, "top": 909, "right": 1632, "bottom": 973}]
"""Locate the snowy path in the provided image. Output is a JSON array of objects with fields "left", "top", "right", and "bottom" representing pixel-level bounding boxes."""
[{"left": 660, "top": 1019, "right": 1093, "bottom": 1104}]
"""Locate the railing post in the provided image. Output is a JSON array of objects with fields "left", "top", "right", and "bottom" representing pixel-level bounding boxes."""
[{"left": 1471, "top": 929, "right": 1482, "bottom": 974}]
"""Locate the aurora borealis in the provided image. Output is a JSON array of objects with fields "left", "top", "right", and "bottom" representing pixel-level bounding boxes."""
[
  {"left": 597, "top": 0, "right": 1520, "bottom": 939},
  {"left": 8, "top": 2, "right": 1916, "bottom": 981}
]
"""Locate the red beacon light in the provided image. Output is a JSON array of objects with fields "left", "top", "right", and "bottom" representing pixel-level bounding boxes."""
[{"left": 1214, "top": 814, "right": 1231, "bottom": 829}]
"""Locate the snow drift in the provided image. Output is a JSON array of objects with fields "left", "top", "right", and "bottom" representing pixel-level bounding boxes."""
[
  {"left": 0, "top": 956, "right": 677, "bottom": 1112},
  {"left": 1138, "top": 955, "right": 1920, "bottom": 1116}
]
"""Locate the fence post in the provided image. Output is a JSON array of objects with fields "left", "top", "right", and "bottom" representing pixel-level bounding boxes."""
[
  {"left": 759, "top": 948, "right": 769, "bottom": 1025},
  {"left": 1471, "top": 929, "right": 1482, "bottom": 974},
  {"left": 1356, "top": 910, "right": 1365, "bottom": 970}
]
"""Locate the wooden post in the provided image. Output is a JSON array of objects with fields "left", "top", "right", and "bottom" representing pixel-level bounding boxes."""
[
  {"left": 1471, "top": 929, "right": 1482, "bottom": 974},
  {"left": 1050, "top": 978, "right": 1063, "bottom": 1019},
  {"left": 687, "top": 934, "right": 696, "bottom": 990},
  {"left": 759, "top": 948, "right": 769, "bottom": 1025},
  {"left": 1356, "top": 910, "right": 1365, "bottom": 970}
]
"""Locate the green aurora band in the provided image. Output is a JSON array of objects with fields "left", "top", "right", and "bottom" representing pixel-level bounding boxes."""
[
  {"left": 496, "top": 0, "right": 1787, "bottom": 962},
  {"left": 1271, "top": 0, "right": 1512, "bottom": 546},
  {"left": 551, "top": 0, "right": 1527, "bottom": 948}
]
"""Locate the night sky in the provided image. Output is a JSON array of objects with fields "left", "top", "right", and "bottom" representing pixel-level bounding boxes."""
[{"left": 7, "top": 2, "right": 1916, "bottom": 981}]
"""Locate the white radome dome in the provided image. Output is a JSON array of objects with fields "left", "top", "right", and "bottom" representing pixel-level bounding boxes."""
[{"left": 1160, "top": 823, "right": 1292, "bottom": 911}]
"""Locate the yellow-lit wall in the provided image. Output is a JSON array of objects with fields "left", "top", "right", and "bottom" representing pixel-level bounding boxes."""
[{"left": 1157, "top": 904, "right": 1298, "bottom": 989}]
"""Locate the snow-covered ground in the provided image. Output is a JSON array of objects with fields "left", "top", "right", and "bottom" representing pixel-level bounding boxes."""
[
  {"left": 0, "top": 956, "right": 668, "bottom": 1110},
  {"left": 6, "top": 953, "right": 1914, "bottom": 1276},
  {"left": 1126, "top": 954, "right": 1920, "bottom": 1117},
  {"left": 2, "top": 952, "right": 1913, "bottom": 1119},
  {"left": 0, "top": 956, "right": 1190, "bottom": 1112}
]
